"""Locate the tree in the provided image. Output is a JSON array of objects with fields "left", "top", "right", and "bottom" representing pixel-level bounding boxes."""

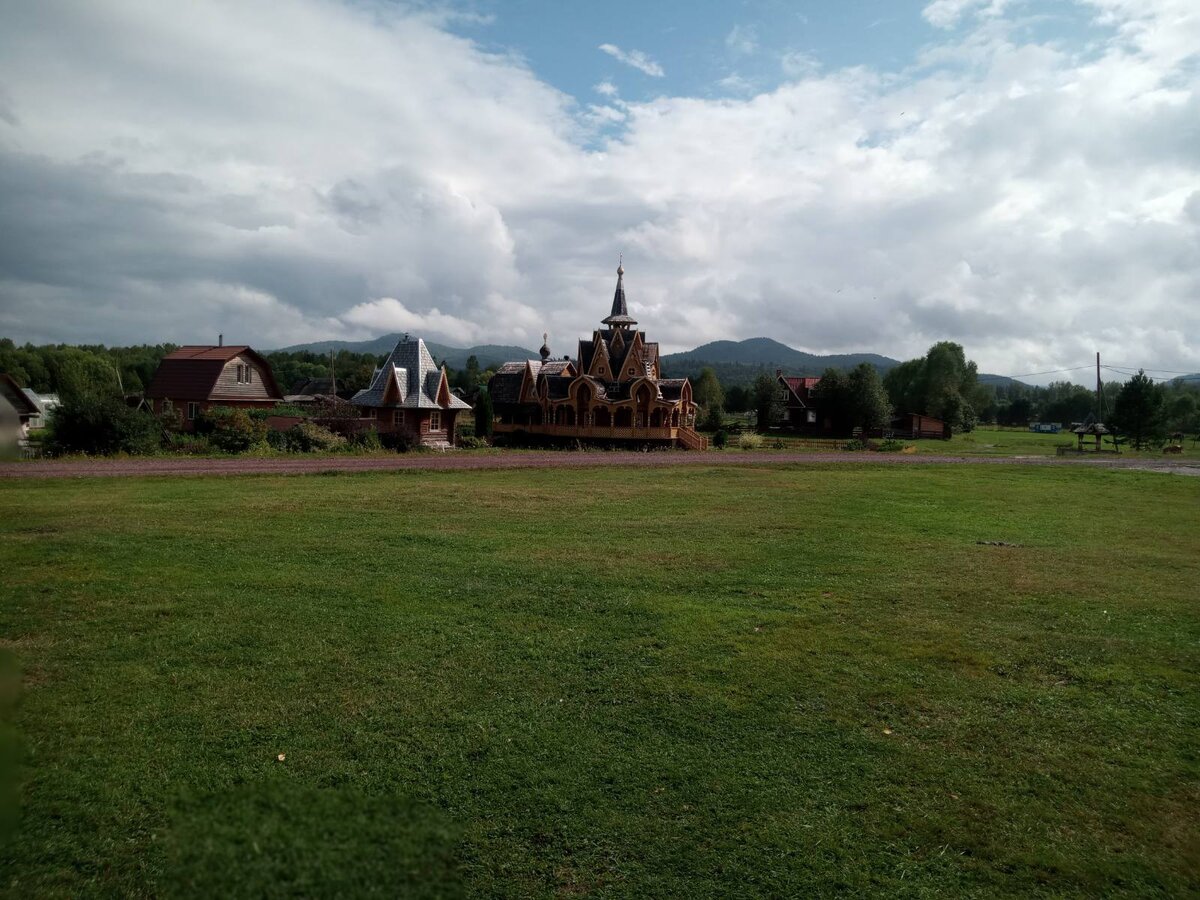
[
  {"left": 474, "top": 386, "right": 493, "bottom": 440},
  {"left": 693, "top": 367, "right": 724, "bottom": 412},
  {"left": 814, "top": 368, "right": 849, "bottom": 434},
  {"left": 883, "top": 342, "right": 984, "bottom": 432},
  {"left": 751, "top": 373, "right": 783, "bottom": 432},
  {"left": 724, "top": 384, "right": 750, "bottom": 413},
  {"left": 844, "top": 363, "right": 892, "bottom": 434},
  {"left": 1112, "top": 370, "right": 1165, "bottom": 450}
]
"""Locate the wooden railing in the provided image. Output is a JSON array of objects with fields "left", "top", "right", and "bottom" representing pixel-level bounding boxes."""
[{"left": 675, "top": 426, "right": 708, "bottom": 451}]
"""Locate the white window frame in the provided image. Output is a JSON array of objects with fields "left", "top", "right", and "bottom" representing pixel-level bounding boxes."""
[
  {"left": 430, "top": 410, "right": 442, "bottom": 431},
  {"left": 187, "top": 402, "right": 200, "bottom": 420},
  {"left": 394, "top": 410, "right": 405, "bottom": 426}
]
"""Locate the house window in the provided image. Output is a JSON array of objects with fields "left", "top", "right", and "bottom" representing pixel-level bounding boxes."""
[
  {"left": 246, "top": 367, "right": 252, "bottom": 384},
  {"left": 628, "top": 368, "right": 635, "bottom": 376},
  {"left": 779, "top": 389, "right": 789, "bottom": 402},
  {"left": 430, "top": 411, "right": 442, "bottom": 431},
  {"left": 598, "top": 367, "right": 605, "bottom": 375},
  {"left": 187, "top": 402, "right": 200, "bottom": 420},
  {"left": 393, "top": 410, "right": 405, "bottom": 426},
  {"left": 807, "top": 410, "right": 817, "bottom": 424}
]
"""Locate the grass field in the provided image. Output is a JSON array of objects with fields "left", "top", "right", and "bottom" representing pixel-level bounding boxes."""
[
  {"left": 729, "top": 425, "right": 1200, "bottom": 459},
  {"left": 2, "top": 464, "right": 1198, "bottom": 897}
]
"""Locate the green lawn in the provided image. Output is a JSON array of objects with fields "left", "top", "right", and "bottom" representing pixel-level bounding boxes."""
[
  {"left": 1, "top": 465, "right": 1197, "bottom": 897},
  {"left": 721, "top": 425, "right": 1200, "bottom": 459}
]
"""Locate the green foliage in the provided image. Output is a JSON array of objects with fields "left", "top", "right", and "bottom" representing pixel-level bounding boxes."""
[
  {"left": 724, "top": 384, "right": 751, "bottom": 413},
  {"left": 817, "top": 363, "right": 892, "bottom": 435},
  {"left": 693, "top": 367, "right": 724, "bottom": 411},
  {"left": 699, "top": 402, "right": 725, "bottom": 432},
  {"left": 44, "top": 394, "right": 161, "bottom": 456},
  {"left": 883, "top": 342, "right": 985, "bottom": 432},
  {"left": 712, "top": 428, "right": 728, "bottom": 448},
  {"left": 457, "top": 435, "right": 489, "bottom": 449},
  {"left": 474, "top": 387, "right": 494, "bottom": 439},
  {"left": 842, "top": 438, "right": 868, "bottom": 451},
  {"left": 196, "top": 406, "right": 268, "bottom": 453},
  {"left": 268, "top": 422, "right": 347, "bottom": 453},
  {"left": 876, "top": 439, "right": 907, "bottom": 452},
  {"left": 736, "top": 432, "right": 762, "bottom": 450},
  {"left": 751, "top": 373, "right": 783, "bottom": 432},
  {"left": 1113, "top": 370, "right": 1166, "bottom": 450}
]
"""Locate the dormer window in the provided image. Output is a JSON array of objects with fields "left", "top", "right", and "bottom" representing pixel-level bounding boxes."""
[
  {"left": 598, "top": 367, "right": 605, "bottom": 375},
  {"left": 234, "top": 364, "right": 253, "bottom": 385},
  {"left": 628, "top": 368, "right": 635, "bottom": 376}
]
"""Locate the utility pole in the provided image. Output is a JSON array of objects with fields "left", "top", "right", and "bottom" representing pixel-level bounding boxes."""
[
  {"left": 1095, "top": 351, "right": 1102, "bottom": 422},
  {"left": 330, "top": 349, "right": 337, "bottom": 396}
]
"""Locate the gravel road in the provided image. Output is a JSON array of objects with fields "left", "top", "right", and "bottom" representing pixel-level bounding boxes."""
[{"left": 3, "top": 451, "right": 1197, "bottom": 479}]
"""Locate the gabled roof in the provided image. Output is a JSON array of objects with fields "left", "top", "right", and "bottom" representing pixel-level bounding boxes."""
[
  {"left": 352, "top": 336, "right": 471, "bottom": 410},
  {"left": 0, "top": 374, "right": 40, "bottom": 417},
  {"left": 144, "top": 345, "right": 282, "bottom": 400}
]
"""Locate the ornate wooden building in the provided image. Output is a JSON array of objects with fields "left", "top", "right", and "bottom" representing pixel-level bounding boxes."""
[{"left": 489, "top": 264, "right": 705, "bottom": 449}]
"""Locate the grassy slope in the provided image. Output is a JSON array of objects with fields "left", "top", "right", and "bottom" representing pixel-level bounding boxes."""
[{"left": 1, "top": 465, "right": 1197, "bottom": 897}]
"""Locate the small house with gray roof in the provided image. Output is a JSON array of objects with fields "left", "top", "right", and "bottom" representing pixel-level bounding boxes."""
[
  {"left": 488, "top": 263, "right": 704, "bottom": 449},
  {"left": 351, "top": 335, "right": 471, "bottom": 449}
]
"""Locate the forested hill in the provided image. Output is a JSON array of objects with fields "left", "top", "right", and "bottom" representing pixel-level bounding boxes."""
[
  {"left": 274, "top": 336, "right": 535, "bottom": 370},
  {"left": 660, "top": 338, "right": 900, "bottom": 387}
]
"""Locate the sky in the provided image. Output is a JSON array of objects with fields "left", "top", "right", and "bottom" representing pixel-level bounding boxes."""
[{"left": 0, "top": 0, "right": 1197, "bottom": 382}]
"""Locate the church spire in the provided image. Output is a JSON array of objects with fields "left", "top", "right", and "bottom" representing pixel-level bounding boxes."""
[{"left": 601, "top": 257, "right": 637, "bottom": 329}]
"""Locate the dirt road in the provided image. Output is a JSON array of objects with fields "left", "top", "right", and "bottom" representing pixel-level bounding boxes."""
[{"left": 3, "top": 451, "right": 1197, "bottom": 479}]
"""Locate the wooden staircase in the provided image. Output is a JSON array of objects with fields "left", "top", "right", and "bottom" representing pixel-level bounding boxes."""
[{"left": 676, "top": 426, "right": 709, "bottom": 451}]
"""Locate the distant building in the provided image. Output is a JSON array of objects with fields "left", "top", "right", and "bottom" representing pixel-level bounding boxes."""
[
  {"left": 0, "top": 373, "right": 41, "bottom": 449},
  {"left": 145, "top": 342, "right": 284, "bottom": 430},
  {"left": 776, "top": 371, "right": 825, "bottom": 431},
  {"left": 891, "top": 413, "right": 950, "bottom": 440},
  {"left": 20, "top": 388, "right": 59, "bottom": 430},
  {"left": 350, "top": 335, "right": 471, "bottom": 449},
  {"left": 488, "top": 263, "right": 704, "bottom": 449}
]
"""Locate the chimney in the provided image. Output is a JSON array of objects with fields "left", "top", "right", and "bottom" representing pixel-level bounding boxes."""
[
  {"left": 219, "top": 333, "right": 224, "bottom": 347},
  {"left": 775, "top": 368, "right": 782, "bottom": 377}
]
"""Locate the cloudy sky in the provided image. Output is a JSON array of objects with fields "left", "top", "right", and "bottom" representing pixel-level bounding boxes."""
[{"left": 0, "top": 0, "right": 1197, "bottom": 380}]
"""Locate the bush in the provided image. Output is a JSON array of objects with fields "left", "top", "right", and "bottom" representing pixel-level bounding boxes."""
[
  {"left": 771, "top": 438, "right": 787, "bottom": 450},
  {"left": 46, "top": 394, "right": 161, "bottom": 456},
  {"left": 712, "top": 429, "right": 728, "bottom": 449},
  {"left": 380, "top": 431, "right": 413, "bottom": 453},
  {"left": 351, "top": 429, "right": 383, "bottom": 451},
  {"left": 876, "top": 439, "right": 907, "bottom": 453},
  {"left": 737, "top": 433, "right": 763, "bottom": 450},
  {"left": 288, "top": 422, "right": 347, "bottom": 452},
  {"left": 457, "top": 435, "right": 489, "bottom": 449},
  {"left": 165, "top": 433, "right": 214, "bottom": 455},
  {"left": 842, "top": 438, "right": 867, "bottom": 451},
  {"left": 699, "top": 404, "right": 725, "bottom": 432},
  {"left": 196, "top": 406, "right": 267, "bottom": 453}
]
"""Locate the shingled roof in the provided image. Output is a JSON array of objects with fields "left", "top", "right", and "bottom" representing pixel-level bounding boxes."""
[
  {"left": 351, "top": 336, "right": 471, "bottom": 410},
  {"left": 145, "top": 345, "right": 282, "bottom": 400}
]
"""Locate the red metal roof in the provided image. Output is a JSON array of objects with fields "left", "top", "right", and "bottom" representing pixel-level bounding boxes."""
[{"left": 782, "top": 376, "right": 821, "bottom": 393}]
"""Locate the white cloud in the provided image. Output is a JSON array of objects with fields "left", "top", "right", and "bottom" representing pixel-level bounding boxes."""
[
  {"left": 0, "top": 0, "right": 1197, "bottom": 380},
  {"left": 725, "top": 25, "right": 759, "bottom": 56},
  {"left": 598, "top": 43, "right": 665, "bottom": 77},
  {"left": 922, "top": 0, "right": 1010, "bottom": 30},
  {"left": 594, "top": 80, "right": 618, "bottom": 97}
]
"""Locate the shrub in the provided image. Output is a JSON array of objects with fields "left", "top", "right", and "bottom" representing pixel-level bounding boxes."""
[
  {"left": 457, "top": 435, "right": 489, "bottom": 449},
  {"left": 876, "top": 439, "right": 907, "bottom": 453},
  {"left": 380, "top": 431, "right": 413, "bottom": 453},
  {"left": 737, "top": 433, "right": 763, "bottom": 450},
  {"left": 712, "top": 429, "right": 728, "bottom": 449},
  {"left": 699, "top": 404, "right": 725, "bottom": 432},
  {"left": 842, "top": 438, "right": 867, "bottom": 451},
  {"left": 772, "top": 438, "right": 787, "bottom": 450},
  {"left": 287, "top": 422, "right": 347, "bottom": 452},
  {"left": 351, "top": 429, "right": 383, "bottom": 451},
  {"left": 46, "top": 394, "right": 161, "bottom": 456},
  {"left": 196, "top": 406, "right": 267, "bottom": 453}
]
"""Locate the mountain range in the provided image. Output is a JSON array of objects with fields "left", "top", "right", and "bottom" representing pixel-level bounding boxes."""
[{"left": 275, "top": 334, "right": 1019, "bottom": 386}]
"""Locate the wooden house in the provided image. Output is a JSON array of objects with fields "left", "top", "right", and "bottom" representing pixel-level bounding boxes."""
[
  {"left": 145, "top": 342, "right": 283, "bottom": 430},
  {"left": 350, "top": 335, "right": 472, "bottom": 449},
  {"left": 0, "top": 374, "right": 41, "bottom": 448},
  {"left": 776, "top": 371, "right": 826, "bottom": 431},
  {"left": 891, "top": 413, "right": 949, "bottom": 440},
  {"left": 488, "top": 264, "right": 705, "bottom": 449}
]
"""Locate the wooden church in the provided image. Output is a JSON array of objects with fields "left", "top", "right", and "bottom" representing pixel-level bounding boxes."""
[{"left": 489, "top": 263, "right": 705, "bottom": 449}]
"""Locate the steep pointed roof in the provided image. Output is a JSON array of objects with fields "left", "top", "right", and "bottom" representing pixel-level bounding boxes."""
[
  {"left": 352, "top": 335, "right": 470, "bottom": 409},
  {"left": 602, "top": 261, "right": 637, "bottom": 328}
]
